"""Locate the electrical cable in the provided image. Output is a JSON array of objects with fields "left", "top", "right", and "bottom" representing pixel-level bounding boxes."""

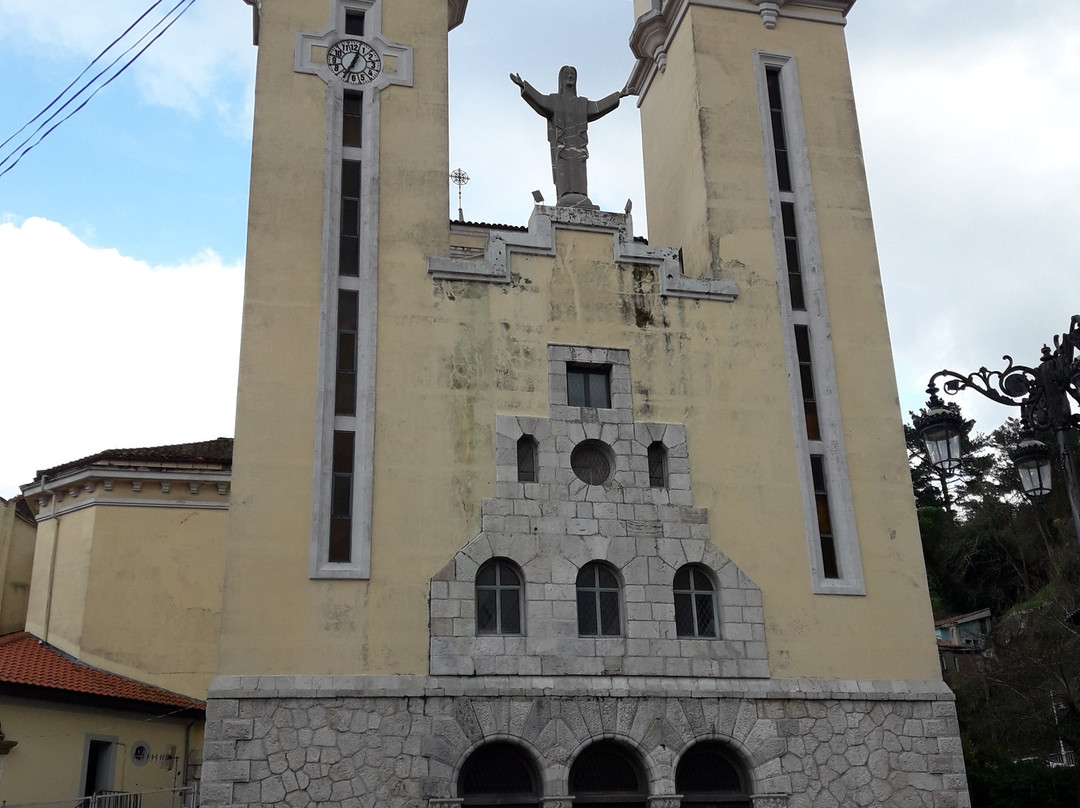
[
  {"left": 0, "top": 0, "right": 197, "bottom": 179},
  {"left": 0, "top": 0, "right": 168, "bottom": 154},
  {"left": 0, "top": 0, "right": 194, "bottom": 176}
]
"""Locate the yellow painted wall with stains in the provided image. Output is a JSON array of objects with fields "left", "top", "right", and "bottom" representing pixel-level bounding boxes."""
[
  {"left": 217, "top": 0, "right": 938, "bottom": 683},
  {"left": 0, "top": 498, "right": 35, "bottom": 635},
  {"left": 23, "top": 501, "right": 226, "bottom": 698},
  {"left": 0, "top": 697, "right": 199, "bottom": 805}
]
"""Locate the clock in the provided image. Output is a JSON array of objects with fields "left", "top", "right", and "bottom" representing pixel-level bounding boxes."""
[{"left": 326, "top": 39, "right": 382, "bottom": 86}]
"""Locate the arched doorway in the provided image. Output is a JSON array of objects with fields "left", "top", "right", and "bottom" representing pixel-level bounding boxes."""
[
  {"left": 458, "top": 741, "right": 541, "bottom": 807},
  {"left": 570, "top": 740, "right": 648, "bottom": 808},
  {"left": 675, "top": 741, "right": 752, "bottom": 807}
]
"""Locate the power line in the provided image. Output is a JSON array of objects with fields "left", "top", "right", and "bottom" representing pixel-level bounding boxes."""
[
  {"left": 0, "top": 0, "right": 168, "bottom": 155},
  {"left": 0, "top": 0, "right": 197, "bottom": 179}
]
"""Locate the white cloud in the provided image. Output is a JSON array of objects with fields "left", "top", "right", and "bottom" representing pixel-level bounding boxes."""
[
  {"left": 850, "top": 5, "right": 1080, "bottom": 433},
  {"left": 0, "top": 217, "right": 243, "bottom": 497},
  {"left": 0, "top": 0, "right": 256, "bottom": 129}
]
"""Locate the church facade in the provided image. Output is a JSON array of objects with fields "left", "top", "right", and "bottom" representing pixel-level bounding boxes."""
[{"left": 201, "top": 1, "right": 971, "bottom": 806}]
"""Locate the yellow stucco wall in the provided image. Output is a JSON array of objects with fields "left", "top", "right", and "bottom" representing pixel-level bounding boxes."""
[
  {"left": 0, "top": 697, "right": 198, "bottom": 805},
  {"left": 637, "top": 5, "right": 937, "bottom": 678},
  {"left": 218, "top": 0, "right": 938, "bottom": 682},
  {"left": 0, "top": 499, "right": 35, "bottom": 635},
  {"left": 23, "top": 502, "right": 227, "bottom": 698}
]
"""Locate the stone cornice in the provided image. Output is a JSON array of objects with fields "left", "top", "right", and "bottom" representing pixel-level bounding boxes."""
[
  {"left": 448, "top": 0, "right": 468, "bottom": 31},
  {"left": 627, "top": 0, "right": 855, "bottom": 99},
  {"left": 209, "top": 674, "right": 954, "bottom": 701},
  {"left": 21, "top": 465, "right": 231, "bottom": 521}
]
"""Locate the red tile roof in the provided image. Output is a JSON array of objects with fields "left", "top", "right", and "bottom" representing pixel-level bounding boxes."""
[
  {"left": 0, "top": 632, "right": 204, "bottom": 712},
  {"left": 34, "top": 438, "right": 233, "bottom": 483}
]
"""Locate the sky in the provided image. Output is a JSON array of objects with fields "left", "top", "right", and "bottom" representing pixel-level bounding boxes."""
[{"left": 1, "top": 0, "right": 1079, "bottom": 497}]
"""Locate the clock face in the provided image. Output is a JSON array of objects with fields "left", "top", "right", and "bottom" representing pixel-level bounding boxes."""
[{"left": 326, "top": 39, "right": 382, "bottom": 86}]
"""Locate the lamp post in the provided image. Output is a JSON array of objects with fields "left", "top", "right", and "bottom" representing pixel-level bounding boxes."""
[{"left": 916, "top": 315, "right": 1080, "bottom": 547}]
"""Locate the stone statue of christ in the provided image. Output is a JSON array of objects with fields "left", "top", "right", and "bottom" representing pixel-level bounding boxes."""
[{"left": 511, "top": 66, "right": 627, "bottom": 209}]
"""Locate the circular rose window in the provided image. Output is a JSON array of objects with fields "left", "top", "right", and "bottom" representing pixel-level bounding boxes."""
[{"left": 571, "top": 440, "right": 615, "bottom": 485}]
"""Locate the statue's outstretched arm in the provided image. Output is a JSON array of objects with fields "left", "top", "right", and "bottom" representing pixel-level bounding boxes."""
[
  {"left": 586, "top": 90, "right": 624, "bottom": 121},
  {"left": 510, "top": 73, "right": 553, "bottom": 119}
]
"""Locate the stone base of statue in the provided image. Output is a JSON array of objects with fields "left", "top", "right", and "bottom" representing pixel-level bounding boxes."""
[{"left": 558, "top": 192, "right": 598, "bottom": 210}]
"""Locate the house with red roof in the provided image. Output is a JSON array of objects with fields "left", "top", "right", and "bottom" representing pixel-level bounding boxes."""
[
  {"left": 1, "top": 440, "right": 231, "bottom": 806},
  {"left": 0, "top": 631, "right": 204, "bottom": 804}
]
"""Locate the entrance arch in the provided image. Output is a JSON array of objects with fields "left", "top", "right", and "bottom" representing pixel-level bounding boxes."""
[
  {"left": 570, "top": 739, "right": 648, "bottom": 808},
  {"left": 458, "top": 741, "right": 541, "bottom": 807},
  {"left": 675, "top": 741, "right": 752, "bottom": 807}
]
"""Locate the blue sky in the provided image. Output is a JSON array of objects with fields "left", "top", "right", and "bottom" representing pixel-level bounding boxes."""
[{"left": 1, "top": 0, "right": 1079, "bottom": 496}]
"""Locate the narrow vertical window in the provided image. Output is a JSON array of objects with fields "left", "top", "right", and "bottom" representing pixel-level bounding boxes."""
[
  {"left": 576, "top": 563, "right": 621, "bottom": 637},
  {"left": 761, "top": 55, "right": 862, "bottom": 594},
  {"left": 794, "top": 325, "right": 818, "bottom": 441},
  {"left": 335, "top": 290, "right": 358, "bottom": 416},
  {"left": 781, "top": 202, "right": 805, "bottom": 311},
  {"left": 342, "top": 90, "right": 363, "bottom": 148},
  {"left": 811, "top": 455, "right": 839, "bottom": 578},
  {"left": 329, "top": 430, "right": 355, "bottom": 563},
  {"left": 767, "top": 68, "right": 792, "bottom": 193},
  {"left": 647, "top": 441, "right": 667, "bottom": 488},
  {"left": 517, "top": 435, "right": 538, "bottom": 483},
  {"left": 339, "top": 160, "right": 361, "bottom": 276}
]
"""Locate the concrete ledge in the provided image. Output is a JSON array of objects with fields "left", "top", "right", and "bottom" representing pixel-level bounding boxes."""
[
  {"left": 208, "top": 674, "right": 955, "bottom": 701},
  {"left": 429, "top": 205, "right": 739, "bottom": 302}
]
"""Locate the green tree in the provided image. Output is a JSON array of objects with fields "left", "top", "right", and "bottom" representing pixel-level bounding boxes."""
[{"left": 907, "top": 413, "right": 1080, "bottom": 806}]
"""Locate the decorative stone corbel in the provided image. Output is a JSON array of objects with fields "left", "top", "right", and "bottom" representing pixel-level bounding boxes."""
[
  {"left": 630, "top": 8, "right": 670, "bottom": 74},
  {"left": 217, "top": 482, "right": 229, "bottom": 496},
  {"left": 160, "top": 481, "right": 171, "bottom": 494},
  {"left": 103, "top": 480, "right": 114, "bottom": 492},
  {"left": 189, "top": 482, "right": 201, "bottom": 496},
  {"left": 754, "top": 0, "right": 785, "bottom": 28},
  {"left": 84, "top": 481, "right": 96, "bottom": 494},
  {"left": 68, "top": 486, "right": 78, "bottom": 499},
  {"left": 131, "top": 480, "right": 142, "bottom": 493}
]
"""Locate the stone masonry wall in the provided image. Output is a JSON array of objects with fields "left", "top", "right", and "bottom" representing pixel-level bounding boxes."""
[
  {"left": 429, "top": 344, "right": 769, "bottom": 679},
  {"left": 200, "top": 676, "right": 970, "bottom": 808}
]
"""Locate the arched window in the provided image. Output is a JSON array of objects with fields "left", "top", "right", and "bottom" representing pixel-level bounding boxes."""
[
  {"left": 673, "top": 565, "right": 717, "bottom": 638},
  {"left": 459, "top": 742, "right": 541, "bottom": 807},
  {"left": 576, "top": 563, "right": 621, "bottom": 637},
  {"left": 676, "top": 741, "right": 751, "bottom": 807},
  {"left": 517, "top": 435, "right": 538, "bottom": 483},
  {"left": 476, "top": 559, "right": 524, "bottom": 635},
  {"left": 570, "top": 740, "right": 647, "bottom": 807},
  {"left": 647, "top": 441, "right": 667, "bottom": 488}
]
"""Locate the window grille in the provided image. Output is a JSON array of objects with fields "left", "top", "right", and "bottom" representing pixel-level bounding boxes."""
[
  {"left": 476, "top": 560, "right": 523, "bottom": 635},
  {"left": 647, "top": 441, "right": 667, "bottom": 487},
  {"left": 576, "top": 563, "right": 621, "bottom": 636},
  {"left": 673, "top": 565, "right": 717, "bottom": 638}
]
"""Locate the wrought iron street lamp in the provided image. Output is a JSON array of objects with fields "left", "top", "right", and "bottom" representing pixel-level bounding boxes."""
[{"left": 917, "top": 315, "right": 1080, "bottom": 544}]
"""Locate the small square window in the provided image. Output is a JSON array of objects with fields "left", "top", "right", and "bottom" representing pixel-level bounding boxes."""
[
  {"left": 567, "top": 364, "right": 610, "bottom": 408},
  {"left": 344, "top": 11, "right": 365, "bottom": 35}
]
